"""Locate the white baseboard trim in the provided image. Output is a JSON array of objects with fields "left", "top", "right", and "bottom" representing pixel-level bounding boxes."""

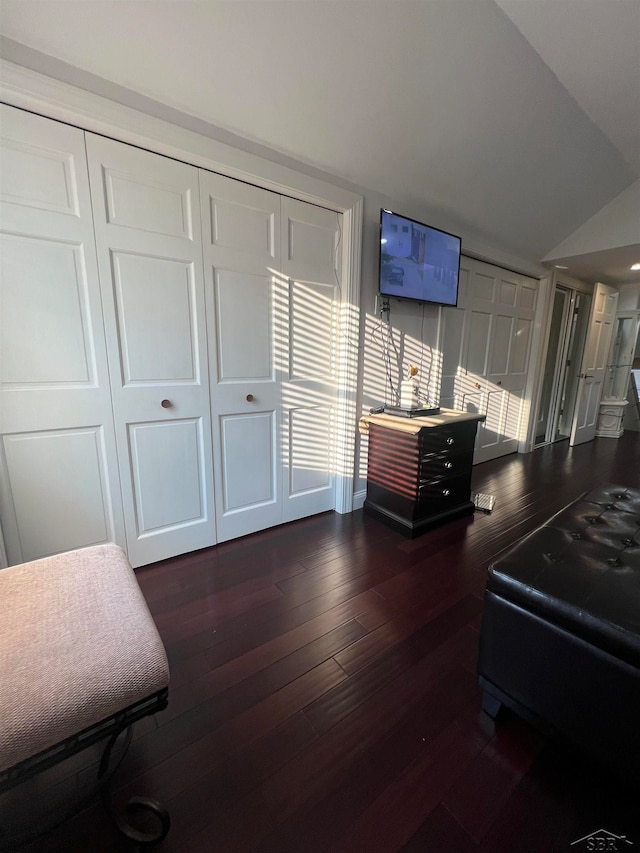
[{"left": 352, "top": 489, "right": 367, "bottom": 511}]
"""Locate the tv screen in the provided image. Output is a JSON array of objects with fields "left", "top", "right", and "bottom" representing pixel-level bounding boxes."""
[{"left": 379, "top": 209, "right": 461, "bottom": 307}]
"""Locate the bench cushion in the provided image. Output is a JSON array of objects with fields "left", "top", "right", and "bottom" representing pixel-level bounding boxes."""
[
  {"left": 486, "top": 483, "right": 640, "bottom": 668},
  {"left": 0, "top": 544, "right": 169, "bottom": 773}
]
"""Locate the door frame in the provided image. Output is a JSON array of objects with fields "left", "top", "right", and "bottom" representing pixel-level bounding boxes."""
[
  {"left": 569, "top": 282, "right": 619, "bottom": 446},
  {"left": 522, "top": 270, "right": 595, "bottom": 453},
  {"left": 535, "top": 284, "right": 589, "bottom": 446},
  {"left": 534, "top": 285, "right": 571, "bottom": 446},
  {"left": 0, "top": 59, "right": 363, "bottom": 515}
]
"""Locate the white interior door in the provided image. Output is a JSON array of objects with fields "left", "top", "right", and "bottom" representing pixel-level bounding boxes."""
[
  {"left": 534, "top": 286, "right": 571, "bottom": 444},
  {"left": 200, "top": 172, "right": 282, "bottom": 543},
  {"left": 0, "top": 105, "right": 125, "bottom": 565},
  {"left": 441, "top": 259, "right": 538, "bottom": 465},
  {"left": 200, "top": 174, "right": 340, "bottom": 541},
  {"left": 87, "top": 134, "right": 215, "bottom": 567},
  {"left": 570, "top": 282, "right": 618, "bottom": 446},
  {"left": 281, "top": 197, "right": 340, "bottom": 522}
]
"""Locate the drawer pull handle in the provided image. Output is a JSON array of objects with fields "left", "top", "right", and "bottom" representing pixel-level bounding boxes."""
[
  {"left": 442, "top": 488, "right": 451, "bottom": 496},
  {"left": 446, "top": 437, "right": 454, "bottom": 445},
  {"left": 246, "top": 394, "right": 254, "bottom": 402},
  {"left": 161, "top": 399, "right": 172, "bottom": 409},
  {"left": 444, "top": 461, "right": 453, "bottom": 469}
]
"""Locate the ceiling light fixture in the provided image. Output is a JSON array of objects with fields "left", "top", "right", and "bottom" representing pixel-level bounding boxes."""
[{"left": 631, "top": 263, "right": 640, "bottom": 271}]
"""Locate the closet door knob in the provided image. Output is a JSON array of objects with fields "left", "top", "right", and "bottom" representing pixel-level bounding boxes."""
[
  {"left": 161, "top": 399, "right": 172, "bottom": 408},
  {"left": 246, "top": 394, "right": 254, "bottom": 402}
]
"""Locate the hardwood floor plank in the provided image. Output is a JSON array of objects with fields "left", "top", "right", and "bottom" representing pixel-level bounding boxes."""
[
  {"left": 165, "top": 649, "right": 213, "bottom": 690},
  {"left": 13, "top": 432, "right": 640, "bottom": 853},
  {"left": 198, "top": 591, "right": 388, "bottom": 697},
  {"left": 476, "top": 746, "right": 579, "bottom": 853},
  {"left": 131, "top": 619, "right": 366, "bottom": 767},
  {"left": 401, "top": 803, "right": 477, "bottom": 853},
  {"left": 262, "top": 630, "right": 479, "bottom": 815},
  {"left": 374, "top": 563, "right": 487, "bottom": 623},
  {"left": 158, "top": 711, "right": 319, "bottom": 850},
  {"left": 305, "top": 595, "right": 482, "bottom": 735},
  {"left": 185, "top": 580, "right": 387, "bottom": 667},
  {"left": 169, "top": 566, "right": 395, "bottom": 664},
  {"left": 334, "top": 613, "right": 423, "bottom": 675},
  {"left": 331, "top": 719, "right": 486, "bottom": 853},
  {"left": 184, "top": 664, "right": 480, "bottom": 853},
  {"left": 149, "top": 560, "right": 307, "bottom": 621},
  {"left": 441, "top": 714, "right": 545, "bottom": 843},
  {"left": 90, "top": 659, "right": 347, "bottom": 810},
  {"left": 262, "top": 668, "right": 484, "bottom": 852}
]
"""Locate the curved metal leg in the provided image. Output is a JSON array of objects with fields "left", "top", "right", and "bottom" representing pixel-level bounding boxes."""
[{"left": 98, "top": 725, "right": 171, "bottom": 847}]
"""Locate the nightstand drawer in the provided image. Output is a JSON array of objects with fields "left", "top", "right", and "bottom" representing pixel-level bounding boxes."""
[
  {"left": 418, "top": 422, "right": 477, "bottom": 455},
  {"left": 420, "top": 450, "right": 474, "bottom": 480},
  {"left": 417, "top": 473, "right": 471, "bottom": 506}
]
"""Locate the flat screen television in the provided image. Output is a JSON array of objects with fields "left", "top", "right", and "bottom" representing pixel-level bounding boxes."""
[{"left": 379, "top": 209, "right": 461, "bottom": 307}]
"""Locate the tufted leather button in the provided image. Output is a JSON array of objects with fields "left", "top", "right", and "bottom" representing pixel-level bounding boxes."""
[
  {"left": 615, "top": 493, "right": 627, "bottom": 500},
  {"left": 571, "top": 532, "right": 583, "bottom": 540},
  {"left": 605, "top": 503, "right": 614, "bottom": 510},
  {"left": 607, "top": 557, "right": 623, "bottom": 568},
  {"left": 587, "top": 516, "right": 602, "bottom": 524},
  {"left": 545, "top": 552, "right": 561, "bottom": 562},
  {"left": 622, "top": 537, "right": 636, "bottom": 547}
]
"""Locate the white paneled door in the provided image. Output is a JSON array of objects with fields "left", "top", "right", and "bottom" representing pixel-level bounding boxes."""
[
  {"left": 280, "top": 197, "right": 340, "bottom": 523},
  {"left": 87, "top": 135, "right": 215, "bottom": 567},
  {"left": 0, "top": 105, "right": 125, "bottom": 564},
  {"left": 1, "top": 107, "right": 348, "bottom": 566},
  {"left": 570, "top": 282, "right": 618, "bottom": 446},
  {"left": 200, "top": 173, "right": 340, "bottom": 542},
  {"left": 200, "top": 174, "right": 282, "bottom": 542},
  {"left": 440, "top": 258, "right": 539, "bottom": 465}
]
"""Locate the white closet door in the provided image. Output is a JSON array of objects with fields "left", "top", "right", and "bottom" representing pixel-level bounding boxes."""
[
  {"left": 570, "top": 282, "right": 618, "bottom": 446},
  {"left": 280, "top": 197, "right": 340, "bottom": 522},
  {"left": 200, "top": 172, "right": 283, "bottom": 542},
  {"left": 200, "top": 175, "right": 340, "bottom": 541},
  {"left": 441, "top": 258, "right": 538, "bottom": 465},
  {"left": 0, "top": 105, "right": 125, "bottom": 564},
  {"left": 86, "top": 134, "right": 215, "bottom": 567}
]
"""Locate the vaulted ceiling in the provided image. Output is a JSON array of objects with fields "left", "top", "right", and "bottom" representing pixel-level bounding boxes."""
[{"left": 1, "top": 0, "right": 638, "bottom": 282}]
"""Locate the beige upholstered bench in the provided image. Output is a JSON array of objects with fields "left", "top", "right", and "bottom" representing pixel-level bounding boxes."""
[{"left": 0, "top": 543, "right": 170, "bottom": 845}]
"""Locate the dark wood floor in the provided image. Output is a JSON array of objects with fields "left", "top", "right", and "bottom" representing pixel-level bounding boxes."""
[{"left": 5, "top": 434, "right": 640, "bottom": 852}]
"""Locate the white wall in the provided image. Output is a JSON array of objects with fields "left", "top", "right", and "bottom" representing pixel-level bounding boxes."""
[
  {"left": 1, "top": 0, "right": 635, "bottom": 265},
  {"left": 0, "top": 58, "right": 546, "bottom": 506},
  {"left": 616, "top": 281, "right": 640, "bottom": 311},
  {"left": 545, "top": 180, "right": 640, "bottom": 260}
]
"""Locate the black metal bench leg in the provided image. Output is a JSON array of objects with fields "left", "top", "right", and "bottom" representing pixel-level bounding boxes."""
[{"left": 98, "top": 725, "right": 171, "bottom": 848}]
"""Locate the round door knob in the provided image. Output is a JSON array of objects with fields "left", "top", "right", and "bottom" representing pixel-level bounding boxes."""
[
  {"left": 246, "top": 394, "right": 254, "bottom": 402},
  {"left": 446, "top": 437, "right": 454, "bottom": 445},
  {"left": 444, "top": 461, "right": 453, "bottom": 469},
  {"left": 497, "top": 380, "right": 502, "bottom": 386},
  {"left": 442, "top": 488, "right": 451, "bottom": 496},
  {"left": 161, "top": 399, "right": 172, "bottom": 408}
]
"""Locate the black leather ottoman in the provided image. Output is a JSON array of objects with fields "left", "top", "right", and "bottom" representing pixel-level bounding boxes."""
[{"left": 478, "top": 483, "right": 640, "bottom": 787}]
